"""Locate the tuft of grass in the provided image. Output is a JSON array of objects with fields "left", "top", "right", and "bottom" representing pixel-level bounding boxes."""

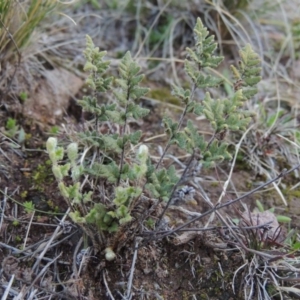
[{"left": 0, "top": 0, "right": 57, "bottom": 63}]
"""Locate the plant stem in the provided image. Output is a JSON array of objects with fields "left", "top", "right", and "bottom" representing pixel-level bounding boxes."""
[
  {"left": 117, "top": 80, "right": 130, "bottom": 185},
  {"left": 155, "top": 83, "right": 197, "bottom": 170},
  {"left": 155, "top": 149, "right": 196, "bottom": 227}
]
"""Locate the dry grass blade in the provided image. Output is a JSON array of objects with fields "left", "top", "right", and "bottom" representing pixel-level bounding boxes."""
[
  {"left": 2, "top": 274, "right": 15, "bottom": 300},
  {"left": 276, "top": 286, "right": 300, "bottom": 297},
  {"left": 0, "top": 0, "right": 57, "bottom": 62},
  {"left": 27, "top": 252, "right": 62, "bottom": 292},
  {"left": 0, "top": 187, "right": 8, "bottom": 232},
  {"left": 125, "top": 238, "right": 141, "bottom": 300},
  {"left": 32, "top": 208, "right": 70, "bottom": 272},
  {"left": 103, "top": 271, "right": 115, "bottom": 300}
]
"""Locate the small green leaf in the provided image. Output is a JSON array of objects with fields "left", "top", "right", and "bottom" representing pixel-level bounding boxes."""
[
  {"left": 276, "top": 215, "right": 291, "bottom": 223},
  {"left": 292, "top": 242, "right": 300, "bottom": 250},
  {"left": 24, "top": 201, "right": 35, "bottom": 214},
  {"left": 70, "top": 211, "right": 86, "bottom": 223},
  {"left": 256, "top": 200, "right": 264, "bottom": 212}
]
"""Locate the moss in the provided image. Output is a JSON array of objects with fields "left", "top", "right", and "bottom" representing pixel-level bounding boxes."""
[
  {"left": 182, "top": 291, "right": 189, "bottom": 300},
  {"left": 285, "top": 189, "right": 300, "bottom": 198},
  {"left": 148, "top": 87, "right": 181, "bottom": 106},
  {"left": 32, "top": 159, "right": 53, "bottom": 191},
  {"left": 12, "top": 220, "right": 20, "bottom": 226},
  {"left": 25, "top": 133, "right": 32, "bottom": 141},
  {"left": 47, "top": 199, "right": 59, "bottom": 213},
  {"left": 47, "top": 199, "right": 55, "bottom": 209},
  {"left": 15, "top": 235, "right": 22, "bottom": 243},
  {"left": 20, "top": 190, "right": 28, "bottom": 198}
]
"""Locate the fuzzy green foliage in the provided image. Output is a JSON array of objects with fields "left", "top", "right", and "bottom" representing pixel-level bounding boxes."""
[
  {"left": 46, "top": 138, "right": 91, "bottom": 206},
  {"left": 23, "top": 201, "right": 35, "bottom": 214},
  {"left": 114, "top": 51, "right": 150, "bottom": 106},
  {"left": 79, "top": 37, "right": 150, "bottom": 189},
  {"left": 78, "top": 36, "right": 149, "bottom": 159},
  {"left": 108, "top": 186, "right": 142, "bottom": 224},
  {"left": 146, "top": 165, "right": 179, "bottom": 202},
  {"left": 202, "top": 89, "right": 252, "bottom": 132},
  {"left": 47, "top": 36, "right": 151, "bottom": 237},
  {"left": 230, "top": 44, "right": 261, "bottom": 100},
  {"left": 292, "top": 20, "right": 300, "bottom": 59},
  {"left": 85, "top": 203, "right": 119, "bottom": 233},
  {"left": 46, "top": 18, "right": 262, "bottom": 259},
  {"left": 167, "top": 18, "right": 260, "bottom": 169},
  {"left": 77, "top": 35, "right": 113, "bottom": 115},
  {"left": 186, "top": 18, "right": 224, "bottom": 69},
  {"left": 83, "top": 36, "right": 112, "bottom": 91},
  {"left": 4, "top": 118, "right": 19, "bottom": 138},
  {"left": 2, "top": 117, "right": 26, "bottom": 144}
]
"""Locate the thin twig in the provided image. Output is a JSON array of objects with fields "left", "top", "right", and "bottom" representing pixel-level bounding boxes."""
[
  {"left": 216, "top": 125, "right": 254, "bottom": 205},
  {"left": 72, "top": 236, "right": 83, "bottom": 278},
  {"left": 22, "top": 210, "right": 35, "bottom": 250},
  {"left": 32, "top": 208, "right": 70, "bottom": 272},
  {"left": 0, "top": 187, "right": 8, "bottom": 231},
  {"left": 103, "top": 271, "right": 115, "bottom": 300},
  {"left": 142, "top": 221, "right": 274, "bottom": 235},
  {"left": 2, "top": 274, "right": 15, "bottom": 300},
  {"left": 26, "top": 253, "right": 62, "bottom": 293},
  {"left": 125, "top": 238, "right": 141, "bottom": 299},
  {"left": 155, "top": 149, "right": 196, "bottom": 227},
  {"left": 117, "top": 89, "right": 130, "bottom": 186}
]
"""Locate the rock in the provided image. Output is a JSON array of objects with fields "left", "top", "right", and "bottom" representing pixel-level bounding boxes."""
[{"left": 23, "top": 67, "right": 83, "bottom": 125}]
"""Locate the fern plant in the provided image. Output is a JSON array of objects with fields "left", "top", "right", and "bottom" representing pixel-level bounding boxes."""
[{"left": 46, "top": 18, "right": 261, "bottom": 260}]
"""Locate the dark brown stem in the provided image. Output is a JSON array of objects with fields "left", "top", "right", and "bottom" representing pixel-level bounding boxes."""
[
  {"left": 155, "top": 83, "right": 197, "bottom": 170},
  {"left": 117, "top": 81, "right": 130, "bottom": 185},
  {"left": 0, "top": 18, "right": 22, "bottom": 104},
  {"left": 155, "top": 149, "right": 196, "bottom": 227}
]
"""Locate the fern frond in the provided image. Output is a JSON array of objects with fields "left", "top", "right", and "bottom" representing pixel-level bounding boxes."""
[{"left": 231, "top": 44, "right": 262, "bottom": 100}]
